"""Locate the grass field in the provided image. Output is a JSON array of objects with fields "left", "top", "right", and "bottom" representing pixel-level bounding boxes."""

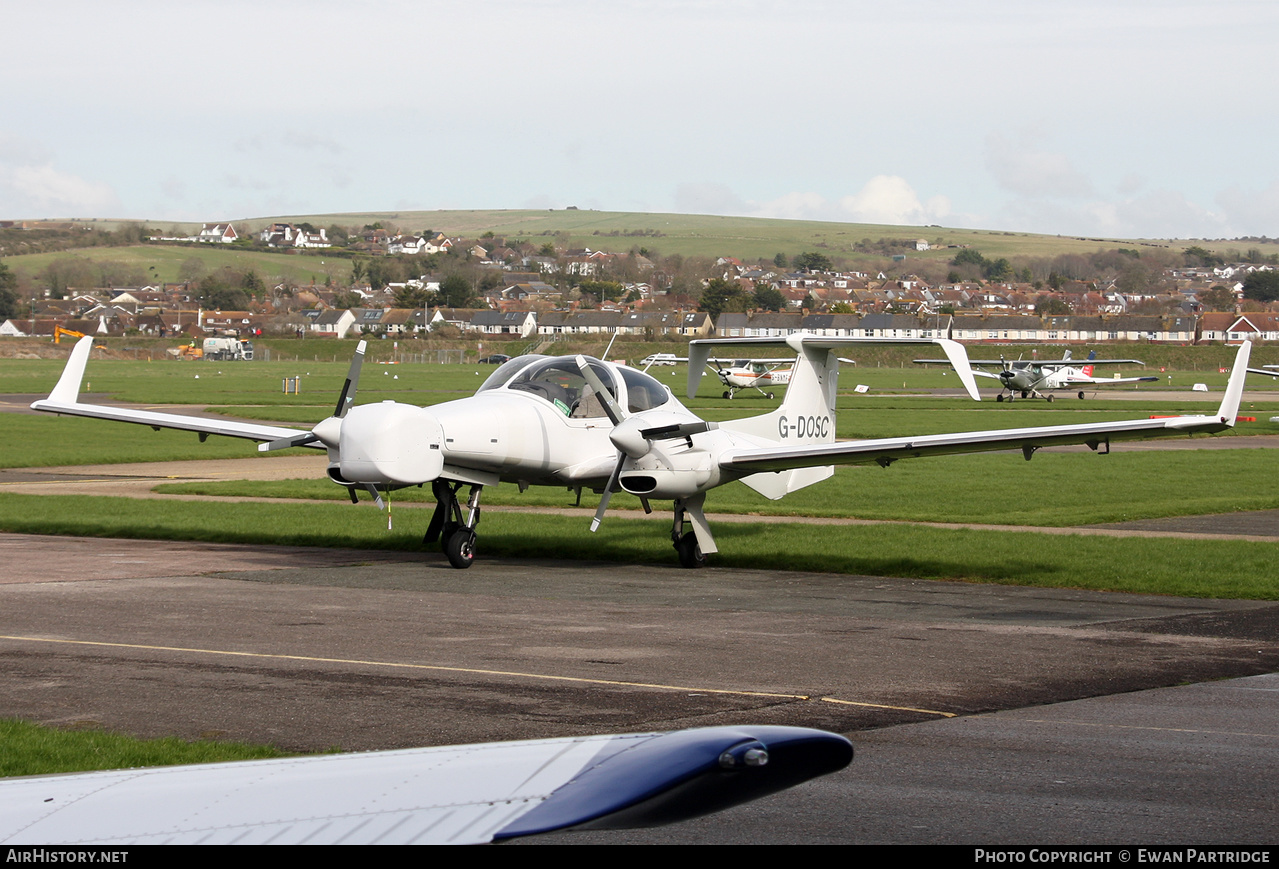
[
  {"left": 0, "top": 719, "right": 289, "bottom": 777},
  {"left": 3, "top": 351, "right": 1278, "bottom": 599},
  {"left": 2, "top": 243, "right": 346, "bottom": 287},
  {"left": 7, "top": 208, "right": 1260, "bottom": 280},
  {"left": 216, "top": 209, "right": 1243, "bottom": 262}
]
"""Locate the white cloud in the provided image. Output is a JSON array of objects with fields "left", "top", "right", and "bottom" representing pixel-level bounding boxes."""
[
  {"left": 1, "top": 163, "right": 119, "bottom": 217},
  {"left": 836, "top": 176, "right": 952, "bottom": 225}
]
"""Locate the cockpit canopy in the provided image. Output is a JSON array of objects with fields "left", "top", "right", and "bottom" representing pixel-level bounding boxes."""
[{"left": 477, "top": 355, "right": 672, "bottom": 418}]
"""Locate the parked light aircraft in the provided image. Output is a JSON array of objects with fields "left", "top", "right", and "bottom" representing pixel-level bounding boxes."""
[
  {"left": 34, "top": 335, "right": 1250, "bottom": 570},
  {"left": 645, "top": 352, "right": 795, "bottom": 399},
  {"left": 915, "top": 350, "right": 1158, "bottom": 402},
  {"left": 0, "top": 724, "right": 852, "bottom": 845},
  {"left": 708, "top": 357, "right": 795, "bottom": 399}
]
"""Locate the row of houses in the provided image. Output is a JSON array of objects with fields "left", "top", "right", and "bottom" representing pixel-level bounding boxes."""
[
  {"left": 715, "top": 311, "right": 1276, "bottom": 344},
  {"left": 302, "top": 308, "right": 1279, "bottom": 344}
]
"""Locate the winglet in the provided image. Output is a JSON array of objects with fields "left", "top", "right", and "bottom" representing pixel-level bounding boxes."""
[
  {"left": 1217, "top": 340, "right": 1251, "bottom": 424},
  {"left": 40, "top": 335, "right": 94, "bottom": 406},
  {"left": 938, "top": 339, "right": 981, "bottom": 401}
]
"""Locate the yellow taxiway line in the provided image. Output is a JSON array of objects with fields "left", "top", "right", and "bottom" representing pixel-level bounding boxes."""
[{"left": 0, "top": 633, "right": 956, "bottom": 718}]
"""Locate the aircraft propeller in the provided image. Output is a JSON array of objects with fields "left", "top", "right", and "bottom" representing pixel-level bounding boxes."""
[
  {"left": 257, "top": 341, "right": 386, "bottom": 507},
  {"left": 576, "top": 356, "right": 715, "bottom": 531}
]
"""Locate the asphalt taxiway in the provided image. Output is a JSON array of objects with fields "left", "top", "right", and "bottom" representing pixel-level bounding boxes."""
[{"left": 1, "top": 531, "right": 1276, "bottom": 844}]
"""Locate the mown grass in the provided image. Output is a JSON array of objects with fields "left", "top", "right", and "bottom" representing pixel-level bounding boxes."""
[
  {"left": 0, "top": 492, "right": 1275, "bottom": 599},
  {"left": 0, "top": 719, "right": 289, "bottom": 777}
]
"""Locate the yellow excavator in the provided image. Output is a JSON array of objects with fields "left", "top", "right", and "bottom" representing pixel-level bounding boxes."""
[{"left": 53, "top": 326, "right": 87, "bottom": 344}]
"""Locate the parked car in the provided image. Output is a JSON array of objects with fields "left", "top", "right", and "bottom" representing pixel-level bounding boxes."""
[{"left": 478, "top": 354, "right": 511, "bottom": 364}]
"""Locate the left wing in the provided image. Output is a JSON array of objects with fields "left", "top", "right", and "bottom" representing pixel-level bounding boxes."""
[
  {"left": 0, "top": 725, "right": 852, "bottom": 845},
  {"left": 721, "top": 342, "right": 1250, "bottom": 474},
  {"left": 30, "top": 336, "right": 318, "bottom": 446}
]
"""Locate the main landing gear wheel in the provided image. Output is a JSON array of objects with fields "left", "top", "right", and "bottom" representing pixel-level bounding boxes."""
[
  {"left": 675, "top": 532, "right": 706, "bottom": 569},
  {"left": 1046, "top": 394, "right": 1054, "bottom": 402},
  {"left": 723, "top": 390, "right": 730, "bottom": 399},
  {"left": 1078, "top": 391, "right": 1086, "bottom": 400},
  {"left": 767, "top": 392, "right": 774, "bottom": 399},
  {"left": 996, "top": 393, "right": 1005, "bottom": 402},
  {"left": 444, "top": 527, "right": 476, "bottom": 569}
]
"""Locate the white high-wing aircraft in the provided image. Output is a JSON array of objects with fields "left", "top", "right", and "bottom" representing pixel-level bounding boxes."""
[
  {"left": 708, "top": 357, "right": 795, "bottom": 400},
  {"left": 33, "top": 335, "right": 1251, "bottom": 569},
  {"left": 0, "top": 724, "right": 853, "bottom": 845},
  {"left": 915, "top": 350, "right": 1159, "bottom": 402},
  {"left": 645, "top": 352, "right": 795, "bottom": 399}
]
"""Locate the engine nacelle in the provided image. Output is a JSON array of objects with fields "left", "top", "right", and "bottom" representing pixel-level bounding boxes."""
[
  {"left": 619, "top": 467, "right": 714, "bottom": 499},
  {"left": 338, "top": 402, "right": 445, "bottom": 485}
]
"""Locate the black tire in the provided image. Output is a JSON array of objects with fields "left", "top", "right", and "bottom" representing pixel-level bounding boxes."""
[
  {"left": 996, "top": 394, "right": 1005, "bottom": 402},
  {"left": 1046, "top": 394, "right": 1054, "bottom": 402},
  {"left": 1021, "top": 390, "right": 1029, "bottom": 399},
  {"left": 1078, "top": 391, "right": 1086, "bottom": 400},
  {"left": 767, "top": 392, "right": 774, "bottom": 399},
  {"left": 444, "top": 528, "right": 476, "bottom": 569},
  {"left": 675, "top": 532, "right": 706, "bottom": 569},
  {"left": 722, "top": 391, "right": 730, "bottom": 399}
]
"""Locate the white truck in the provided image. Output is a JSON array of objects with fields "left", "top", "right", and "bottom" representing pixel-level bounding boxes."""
[{"left": 202, "top": 337, "right": 254, "bottom": 361}]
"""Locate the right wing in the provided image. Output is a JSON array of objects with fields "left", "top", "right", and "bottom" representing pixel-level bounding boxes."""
[
  {"left": 30, "top": 336, "right": 317, "bottom": 446},
  {"left": 0, "top": 726, "right": 852, "bottom": 845},
  {"left": 722, "top": 342, "right": 1251, "bottom": 473}
]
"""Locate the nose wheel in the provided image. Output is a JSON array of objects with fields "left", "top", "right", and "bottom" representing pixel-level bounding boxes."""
[
  {"left": 426, "top": 481, "right": 483, "bottom": 569},
  {"left": 444, "top": 527, "right": 477, "bottom": 569}
]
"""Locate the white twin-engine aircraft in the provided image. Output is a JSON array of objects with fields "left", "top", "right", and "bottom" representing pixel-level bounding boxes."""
[{"left": 34, "top": 335, "right": 1251, "bottom": 569}]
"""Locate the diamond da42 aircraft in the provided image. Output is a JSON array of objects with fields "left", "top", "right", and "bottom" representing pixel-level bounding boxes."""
[{"left": 34, "top": 335, "right": 1251, "bottom": 569}]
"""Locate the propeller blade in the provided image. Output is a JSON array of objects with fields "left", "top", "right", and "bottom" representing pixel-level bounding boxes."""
[
  {"left": 590, "top": 452, "right": 627, "bottom": 532},
  {"left": 258, "top": 432, "right": 320, "bottom": 453},
  {"left": 334, "top": 340, "right": 368, "bottom": 418},
  {"left": 574, "top": 355, "right": 625, "bottom": 425}
]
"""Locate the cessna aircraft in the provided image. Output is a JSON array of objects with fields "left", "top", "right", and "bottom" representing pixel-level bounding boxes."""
[
  {"left": 34, "top": 335, "right": 1250, "bottom": 570},
  {"left": 0, "top": 724, "right": 853, "bottom": 844},
  {"left": 915, "top": 350, "right": 1158, "bottom": 402},
  {"left": 643, "top": 353, "right": 795, "bottom": 399},
  {"left": 707, "top": 357, "right": 795, "bottom": 399}
]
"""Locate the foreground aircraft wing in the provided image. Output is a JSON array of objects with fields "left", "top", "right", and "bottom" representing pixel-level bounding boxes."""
[
  {"left": 0, "top": 725, "right": 852, "bottom": 846},
  {"left": 30, "top": 336, "right": 316, "bottom": 446},
  {"left": 721, "top": 342, "right": 1251, "bottom": 474}
]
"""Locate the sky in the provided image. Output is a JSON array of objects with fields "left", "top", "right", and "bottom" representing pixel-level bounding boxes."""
[{"left": 2, "top": 0, "right": 1276, "bottom": 240}]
